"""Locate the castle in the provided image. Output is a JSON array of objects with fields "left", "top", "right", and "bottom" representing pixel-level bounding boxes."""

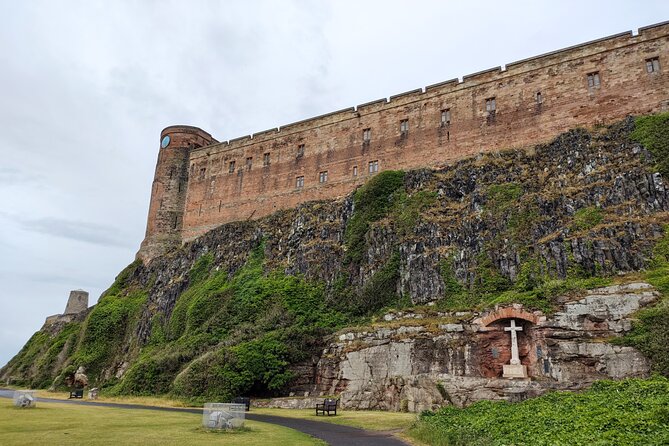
[{"left": 138, "top": 22, "right": 669, "bottom": 262}]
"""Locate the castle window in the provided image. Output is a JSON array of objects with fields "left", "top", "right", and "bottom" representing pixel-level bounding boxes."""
[
  {"left": 246, "top": 157, "right": 253, "bottom": 170},
  {"left": 485, "top": 97, "right": 496, "bottom": 112},
  {"left": 400, "top": 119, "right": 409, "bottom": 135},
  {"left": 536, "top": 92, "right": 543, "bottom": 104},
  {"left": 199, "top": 168, "right": 206, "bottom": 180},
  {"left": 319, "top": 171, "right": 328, "bottom": 183},
  {"left": 263, "top": 152, "right": 270, "bottom": 166},
  {"left": 441, "top": 108, "right": 451, "bottom": 126},
  {"left": 646, "top": 57, "right": 661, "bottom": 73},
  {"left": 228, "top": 160, "right": 236, "bottom": 173},
  {"left": 296, "top": 176, "right": 304, "bottom": 189},
  {"left": 369, "top": 160, "right": 379, "bottom": 174},
  {"left": 353, "top": 166, "right": 358, "bottom": 177},
  {"left": 297, "top": 144, "right": 305, "bottom": 158},
  {"left": 363, "top": 128, "right": 371, "bottom": 143},
  {"left": 587, "top": 72, "right": 600, "bottom": 88}
]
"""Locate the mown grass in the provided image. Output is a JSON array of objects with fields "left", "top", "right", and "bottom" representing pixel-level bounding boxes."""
[
  {"left": 0, "top": 399, "right": 324, "bottom": 446},
  {"left": 252, "top": 407, "right": 417, "bottom": 431},
  {"left": 408, "top": 377, "right": 669, "bottom": 446}
]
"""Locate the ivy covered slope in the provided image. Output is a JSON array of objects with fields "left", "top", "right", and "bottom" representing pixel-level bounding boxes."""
[{"left": 1, "top": 114, "right": 668, "bottom": 399}]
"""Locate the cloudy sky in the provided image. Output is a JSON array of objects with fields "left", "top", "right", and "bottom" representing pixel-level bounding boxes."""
[{"left": 1, "top": 0, "right": 667, "bottom": 367}]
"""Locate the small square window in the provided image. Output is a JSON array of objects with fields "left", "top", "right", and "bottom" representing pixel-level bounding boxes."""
[
  {"left": 646, "top": 57, "right": 661, "bottom": 73},
  {"left": 296, "top": 176, "right": 304, "bottom": 188},
  {"left": 319, "top": 171, "right": 328, "bottom": 183},
  {"left": 587, "top": 72, "right": 600, "bottom": 88},
  {"left": 297, "top": 144, "right": 305, "bottom": 158},
  {"left": 368, "top": 160, "right": 379, "bottom": 174},
  {"left": 441, "top": 108, "right": 451, "bottom": 125},
  {"left": 246, "top": 157, "right": 253, "bottom": 170},
  {"left": 363, "top": 128, "right": 371, "bottom": 143},
  {"left": 400, "top": 119, "right": 409, "bottom": 134},
  {"left": 228, "top": 161, "right": 236, "bottom": 173},
  {"left": 263, "top": 152, "right": 270, "bottom": 166},
  {"left": 485, "top": 97, "right": 496, "bottom": 112}
]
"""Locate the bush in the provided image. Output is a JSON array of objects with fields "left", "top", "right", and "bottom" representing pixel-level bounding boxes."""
[
  {"left": 631, "top": 112, "right": 669, "bottom": 177},
  {"left": 409, "top": 378, "right": 669, "bottom": 445},
  {"left": 345, "top": 170, "right": 405, "bottom": 263}
]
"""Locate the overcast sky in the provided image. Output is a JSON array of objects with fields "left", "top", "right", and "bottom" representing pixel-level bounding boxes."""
[{"left": 1, "top": 1, "right": 667, "bottom": 368}]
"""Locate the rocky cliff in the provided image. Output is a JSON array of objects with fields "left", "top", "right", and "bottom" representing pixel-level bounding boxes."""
[{"left": 2, "top": 116, "right": 668, "bottom": 410}]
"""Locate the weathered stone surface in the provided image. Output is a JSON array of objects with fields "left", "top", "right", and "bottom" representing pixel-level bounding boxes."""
[{"left": 291, "top": 283, "right": 657, "bottom": 411}]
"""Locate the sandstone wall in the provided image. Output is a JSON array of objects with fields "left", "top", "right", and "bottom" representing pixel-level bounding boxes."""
[
  {"left": 177, "top": 22, "right": 669, "bottom": 244},
  {"left": 291, "top": 283, "right": 657, "bottom": 412}
]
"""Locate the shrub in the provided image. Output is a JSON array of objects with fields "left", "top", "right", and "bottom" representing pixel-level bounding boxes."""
[
  {"left": 409, "top": 378, "right": 669, "bottom": 446},
  {"left": 631, "top": 111, "right": 669, "bottom": 177},
  {"left": 345, "top": 170, "right": 405, "bottom": 263}
]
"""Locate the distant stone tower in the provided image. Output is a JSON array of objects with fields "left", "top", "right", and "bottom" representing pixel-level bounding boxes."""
[
  {"left": 45, "top": 289, "right": 89, "bottom": 325},
  {"left": 64, "top": 290, "right": 89, "bottom": 314},
  {"left": 137, "top": 125, "right": 216, "bottom": 262}
]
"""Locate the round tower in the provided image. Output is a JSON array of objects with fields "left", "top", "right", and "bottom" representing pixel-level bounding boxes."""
[{"left": 137, "top": 125, "right": 217, "bottom": 262}]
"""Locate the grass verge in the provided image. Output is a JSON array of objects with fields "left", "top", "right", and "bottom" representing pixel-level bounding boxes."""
[
  {"left": 252, "top": 407, "right": 417, "bottom": 431},
  {"left": 408, "top": 377, "right": 669, "bottom": 446},
  {"left": 0, "top": 399, "right": 323, "bottom": 446}
]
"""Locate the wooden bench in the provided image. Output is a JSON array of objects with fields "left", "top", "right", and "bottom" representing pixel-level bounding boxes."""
[
  {"left": 69, "top": 388, "right": 84, "bottom": 399},
  {"left": 315, "top": 398, "right": 339, "bottom": 416},
  {"left": 232, "top": 396, "right": 251, "bottom": 412}
]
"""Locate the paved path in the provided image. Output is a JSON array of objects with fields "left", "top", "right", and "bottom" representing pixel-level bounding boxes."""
[{"left": 0, "top": 389, "right": 408, "bottom": 446}]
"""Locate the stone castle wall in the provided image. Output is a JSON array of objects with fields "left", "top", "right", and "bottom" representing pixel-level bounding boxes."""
[{"left": 138, "top": 22, "right": 669, "bottom": 261}]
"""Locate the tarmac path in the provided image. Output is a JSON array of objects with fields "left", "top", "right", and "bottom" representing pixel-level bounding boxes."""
[{"left": 0, "top": 388, "right": 409, "bottom": 446}]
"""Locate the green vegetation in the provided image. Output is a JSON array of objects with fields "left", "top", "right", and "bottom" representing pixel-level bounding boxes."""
[
  {"left": 392, "top": 189, "right": 438, "bottom": 236},
  {"left": 116, "top": 244, "right": 351, "bottom": 401},
  {"left": 252, "top": 407, "right": 417, "bottom": 431},
  {"left": 572, "top": 206, "right": 603, "bottom": 231},
  {"left": 631, "top": 111, "right": 669, "bottom": 177},
  {"left": 438, "top": 250, "right": 611, "bottom": 313},
  {"left": 614, "top": 225, "right": 669, "bottom": 376},
  {"left": 485, "top": 182, "right": 524, "bottom": 213},
  {"left": 0, "top": 400, "right": 323, "bottom": 446},
  {"left": 344, "top": 170, "right": 405, "bottom": 263},
  {"left": 409, "top": 377, "right": 669, "bottom": 446}
]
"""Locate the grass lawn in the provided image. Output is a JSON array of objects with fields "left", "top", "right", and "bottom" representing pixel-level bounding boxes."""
[
  {"left": 252, "top": 407, "right": 418, "bottom": 431},
  {"left": 33, "top": 389, "right": 193, "bottom": 408},
  {"left": 0, "top": 400, "right": 324, "bottom": 446},
  {"left": 24, "top": 388, "right": 418, "bottom": 433}
]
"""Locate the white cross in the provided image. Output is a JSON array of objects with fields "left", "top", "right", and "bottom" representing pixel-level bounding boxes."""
[{"left": 504, "top": 319, "right": 523, "bottom": 365}]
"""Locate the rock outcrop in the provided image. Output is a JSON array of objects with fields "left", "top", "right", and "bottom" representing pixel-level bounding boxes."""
[{"left": 302, "top": 283, "right": 657, "bottom": 411}]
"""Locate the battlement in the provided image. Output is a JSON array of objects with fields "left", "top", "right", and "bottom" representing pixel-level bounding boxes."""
[
  {"left": 192, "top": 21, "right": 669, "bottom": 156},
  {"left": 138, "top": 22, "right": 669, "bottom": 261}
]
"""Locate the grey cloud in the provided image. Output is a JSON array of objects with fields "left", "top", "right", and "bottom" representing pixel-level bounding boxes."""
[
  {"left": 0, "top": 167, "right": 43, "bottom": 186},
  {"left": 0, "top": 210, "right": 130, "bottom": 248},
  {"left": 20, "top": 217, "right": 132, "bottom": 248}
]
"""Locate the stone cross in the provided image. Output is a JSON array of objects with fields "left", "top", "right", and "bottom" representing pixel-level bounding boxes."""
[{"left": 504, "top": 319, "right": 523, "bottom": 365}]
